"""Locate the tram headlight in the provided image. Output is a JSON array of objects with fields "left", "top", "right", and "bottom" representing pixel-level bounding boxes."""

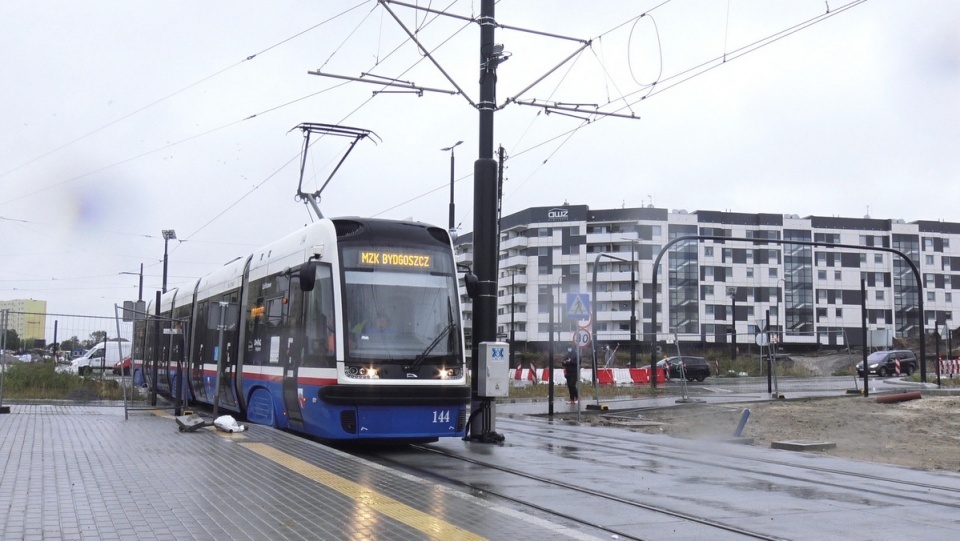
[
  {"left": 439, "top": 366, "right": 463, "bottom": 379},
  {"left": 346, "top": 365, "right": 378, "bottom": 379}
]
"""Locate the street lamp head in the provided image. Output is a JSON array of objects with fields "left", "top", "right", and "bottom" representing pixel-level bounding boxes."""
[
  {"left": 441, "top": 140, "right": 463, "bottom": 152},
  {"left": 162, "top": 229, "right": 177, "bottom": 241}
]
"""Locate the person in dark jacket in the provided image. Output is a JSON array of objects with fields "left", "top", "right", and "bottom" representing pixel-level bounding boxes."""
[{"left": 562, "top": 349, "right": 579, "bottom": 403}]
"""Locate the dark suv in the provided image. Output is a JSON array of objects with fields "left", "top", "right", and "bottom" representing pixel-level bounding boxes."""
[
  {"left": 662, "top": 356, "right": 711, "bottom": 382},
  {"left": 856, "top": 350, "right": 918, "bottom": 377}
]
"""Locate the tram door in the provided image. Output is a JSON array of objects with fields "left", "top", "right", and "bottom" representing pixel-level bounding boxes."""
[
  {"left": 214, "top": 299, "right": 240, "bottom": 410},
  {"left": 282, "top": 278, "right": 304, "bottom": 429}
]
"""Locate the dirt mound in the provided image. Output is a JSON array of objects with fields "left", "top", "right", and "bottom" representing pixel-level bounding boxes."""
[{"left": 599, "top": 395, "right": 960, "bottom": 471}]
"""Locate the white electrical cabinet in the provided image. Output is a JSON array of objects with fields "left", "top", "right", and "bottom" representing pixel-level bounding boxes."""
[{"left": 477, "top": 341, "right": 510, "bottom": 398}]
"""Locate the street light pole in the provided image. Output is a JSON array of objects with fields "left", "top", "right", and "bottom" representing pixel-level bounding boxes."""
[
  {"left": 161, "top": 230, "right": 177, "bottom": 293},
  {"left": 547, "top": 274, "right": 564, "bottom": 417},
  {"left": 441, "top": 140, "right": 463, "bottom": 234},
  {"left": 510, "top": 269, "right": 516, "bottom": 369},
  {"left": 120, "top": 264, "right": 144, "bottom": 301},
  {"left": 622, "top": 240, "right": 639, "bottom": 368},
  {"left": 728, "top": 286, "right": 738, "bottom": 360},
  {"left": 777, "top": 278, "right": 786, "bottom": 348}
]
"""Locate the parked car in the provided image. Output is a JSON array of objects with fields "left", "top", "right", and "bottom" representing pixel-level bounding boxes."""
[
  {"left": 856, "top": 350, "right": 918, "bottom": 377},
  {"left": 112, "top": 357, "right": 132, "bottom": 376},
  {"left": 662, "top": 356, "right": 711, "bottom": 382},
  {"left": 72, "top": 341, "right": 131, "bottom": 376}
]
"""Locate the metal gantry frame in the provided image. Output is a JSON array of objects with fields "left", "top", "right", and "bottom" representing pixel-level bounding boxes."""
[{"left": 648, "top": 235, "right": 926, "bottom": 388}]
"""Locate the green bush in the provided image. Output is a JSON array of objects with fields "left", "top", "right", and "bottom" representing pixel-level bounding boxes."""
[{"left": 0, "top": 362, "right": 124, "bottom": 400}]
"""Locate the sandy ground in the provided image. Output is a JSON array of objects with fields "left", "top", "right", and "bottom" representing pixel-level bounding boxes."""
[{"left": 597, "top": 395, "right": 960, "bottom": 472}]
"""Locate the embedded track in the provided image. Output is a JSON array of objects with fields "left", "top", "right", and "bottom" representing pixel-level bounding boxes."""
[{"left": 360, "top": 415, "right": 960, "bottom": 540}]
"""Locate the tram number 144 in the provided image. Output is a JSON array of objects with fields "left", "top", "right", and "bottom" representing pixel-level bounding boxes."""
[{"left": 432, "top": 410, "right": 451, "bottom": 424}]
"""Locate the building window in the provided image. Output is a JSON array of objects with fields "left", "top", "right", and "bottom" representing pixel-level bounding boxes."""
[
  {"left": 926, "top": 255, "right": 935, "bottom": 265},
  {"left": 769, "top": 268, "right": 778, "bottom": 278},
  {"left": 835, "top": 308, "right": 843, "bottom": 318},
  {"left": 746, "top": 267, "right": 754, "bottom": 278},
  {"left": 816, "top": 253, "right": 826, "bottom": 266},
  {"left": 818, "top": 270, "right": 827, "bottom": 280},
  {"left": 703, "top": 285, "right": 714, "bottom": 296},
  {"left": 834, "top": 271, "right": 841, "bottom": 281},
  {"left": 538, "top": 228, "right": 551, "bottom": 237},
  {"left": 947, "top": 293, "right": 953, "bottom": 303},
  {"left": 704, "top": 246, "right": 714, "bottom": 257},
  {"left": 924, "top": 238, "right": 934, "bottom": 250},
  {"left": 875, "top": 253, "right": 883, "bottom": 264},
  {"left": 928, "top": 291, "right": 936, "bottom": 302},
  {"left": 876, "top": 290, "right": 885, "bottom": 301}
]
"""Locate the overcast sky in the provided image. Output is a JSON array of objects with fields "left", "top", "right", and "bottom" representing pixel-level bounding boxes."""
[{"left": 2, "top": 0, "right": 958, "bottom": 332}]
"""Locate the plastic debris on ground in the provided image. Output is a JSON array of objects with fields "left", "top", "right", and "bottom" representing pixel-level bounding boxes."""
[{"left": 213, "top": 415, "right": 246, "bottom": 433}]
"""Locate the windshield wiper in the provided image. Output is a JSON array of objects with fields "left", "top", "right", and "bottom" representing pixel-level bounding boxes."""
[{"left": 412, "top": 323, "right": 457, "bottom": 367}]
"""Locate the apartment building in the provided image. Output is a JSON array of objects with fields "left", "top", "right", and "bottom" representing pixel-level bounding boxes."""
[
  {"left": 0, "top": 298, "right": 48, "bottom": 345},
  {"left": 455, "top": 205, "right": 960, "bottom": 356}
]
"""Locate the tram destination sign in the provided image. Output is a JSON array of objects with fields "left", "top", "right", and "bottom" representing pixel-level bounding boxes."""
[{"left": 359, "top": 251, "right": 431, "bottom": 268}]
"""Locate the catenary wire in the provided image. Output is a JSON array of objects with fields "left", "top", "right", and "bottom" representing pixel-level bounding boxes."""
[{"left": 0, "top": 1, "right": 372, "bottom": 183}]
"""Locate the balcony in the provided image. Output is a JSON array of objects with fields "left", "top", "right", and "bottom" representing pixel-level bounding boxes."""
[{"left": 500, "top": 235, "right": 528, "bottom": 250}]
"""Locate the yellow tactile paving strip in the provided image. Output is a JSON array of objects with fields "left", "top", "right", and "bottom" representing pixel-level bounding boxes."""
[{"left": 242, "top": 442, "right": 486, "bottom": 541}]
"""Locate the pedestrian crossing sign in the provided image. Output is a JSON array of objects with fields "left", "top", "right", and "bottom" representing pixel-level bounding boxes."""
[{"left": 566, "top": 293, "right": 591, "bottom": 319}]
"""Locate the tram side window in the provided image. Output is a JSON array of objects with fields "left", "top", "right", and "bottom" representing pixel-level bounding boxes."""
[
  {"left": 266, "top": 297, "right": 283, "bottom": 326},
  {"left": 302, "top": 264, "right": 336, "bottom": 368}
]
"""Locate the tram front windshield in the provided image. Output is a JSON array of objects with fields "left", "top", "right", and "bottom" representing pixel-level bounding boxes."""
[{"left": 343, "top": 245, "right": 461, "bottom": 363}]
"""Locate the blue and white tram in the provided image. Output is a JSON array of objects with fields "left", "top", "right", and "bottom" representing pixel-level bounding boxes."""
[{"left": 136, "top": 217, "right": 470, "bottom": 441}]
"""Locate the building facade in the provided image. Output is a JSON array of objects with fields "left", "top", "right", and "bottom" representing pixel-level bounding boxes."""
[
  {"left": 455, "top": 205, "right": 959, "bottom": 358},
  {"left": 0, "top": 299, "right": 48, "bottom": 346}
]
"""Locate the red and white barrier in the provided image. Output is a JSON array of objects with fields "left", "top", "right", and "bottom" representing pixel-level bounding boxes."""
[
  {"left": 512, "top": 367, "right": 537, "bottom": 382},
  {"left": 938, "top": 359, "right": 960, "bottom": 377},
  {"left": 512, "top": 366, "right": 668, "bottom": 385}
]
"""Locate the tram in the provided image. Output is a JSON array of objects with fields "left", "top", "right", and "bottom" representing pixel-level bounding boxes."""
[{"left": 133, "top": 217, "right": 470, "bottom": 441}]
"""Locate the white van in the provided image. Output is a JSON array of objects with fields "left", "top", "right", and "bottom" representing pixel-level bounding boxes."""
[{"left": 72, "top": 341, "right": 131, "bottom": 375}]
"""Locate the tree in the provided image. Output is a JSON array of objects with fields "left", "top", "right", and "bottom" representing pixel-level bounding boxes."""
[
  {"left": 59, "top": 336, "right": 81, "bottom": 352},
  {"left": 2, "top": 329, "right": 21, "bottom": 352},
  {"left": 86, "top": 331, "right": 107, "bottom": 348}
]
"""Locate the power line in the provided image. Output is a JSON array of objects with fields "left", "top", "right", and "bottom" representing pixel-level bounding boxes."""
[{"left": 0, "top": 1, "right": 371, "bottom": 182}]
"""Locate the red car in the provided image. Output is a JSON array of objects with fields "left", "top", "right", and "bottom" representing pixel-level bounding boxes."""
[{"left": 112, "top": 357, "right": 132, "bottom": 376}]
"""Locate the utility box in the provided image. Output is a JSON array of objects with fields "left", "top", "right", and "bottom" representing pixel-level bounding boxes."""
[{"left": 477, "top": 341, "right": 510, "bottom": 398}]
